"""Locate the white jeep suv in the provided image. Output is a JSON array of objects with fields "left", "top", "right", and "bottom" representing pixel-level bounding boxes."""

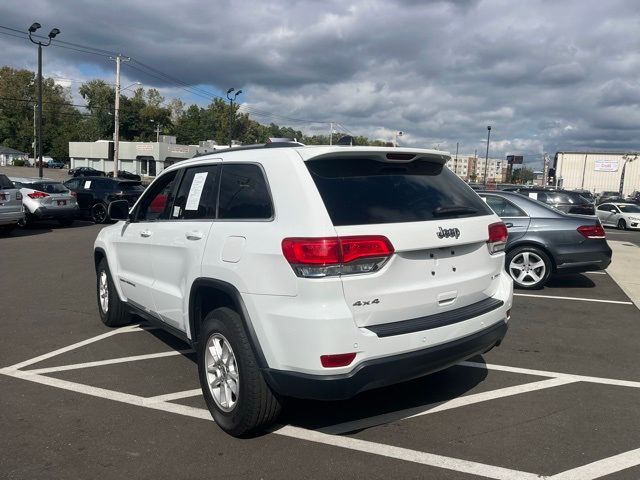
[{"left": 94, "top": 144, "right": 513, "bottom": 436}]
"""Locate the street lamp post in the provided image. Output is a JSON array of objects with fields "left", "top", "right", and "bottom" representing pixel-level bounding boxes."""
[
  {"left": 620, "top": 153, "right": 637, "bottom": 196},
  {"left": 483, "top": 125, "right": 492, "bottom": 185},
  {"left": 28, "top": 22, "right": 60, "bottom": 179},
  {"left": 226, "top": 88, "right": 242, "bottom": 148}
]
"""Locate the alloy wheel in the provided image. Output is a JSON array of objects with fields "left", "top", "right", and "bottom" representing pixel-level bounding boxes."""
[
  {"left": 509, "top": 251, "right": 546, "bottom": 287},
  {"left": 204, "top": 333, "right": 239, "bottom": 412},
  {"left": 98, "top": 271, "right": 109, "bottom": 313}
]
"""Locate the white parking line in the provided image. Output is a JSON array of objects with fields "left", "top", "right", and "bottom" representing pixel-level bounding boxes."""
[
  {"left": 514, "top": 293, "right": 633, "bottom": 305},
  {"left": 319, "top": 377, "right": 576, "bottom": 435},
  {"left": 145, "top": 388, "right": 202, "bottom": 404},
  {"left": 461, "top": 361, "right": 640, "bottom": 389},
  {"left": 1, "top": 369, "right": 542, "bottom": 480},
  {"left": 1, "top": 328, "right": 127, "bottom": 372},
  {"left": 549, "top": 447, "right": 640, "bottom": 479},
  {"left": 22, "top": 350, "right": 195, "bottom": 375},
  {"left": 584, "top": 271, "right": 607, "bottom": 275}
]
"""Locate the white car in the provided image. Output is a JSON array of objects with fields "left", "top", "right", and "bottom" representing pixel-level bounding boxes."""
[
  {"left": 0, "top": 174, "right": 24, "bottom": 234},
  {"left": 94, "top": 143, "right": 513, "bottom": 436},
  {"left": 596, "top": 202, "right": 640, "bottom": 230},
  {"left": 10, "top": 176, "right": 78, "bottom": 227}
]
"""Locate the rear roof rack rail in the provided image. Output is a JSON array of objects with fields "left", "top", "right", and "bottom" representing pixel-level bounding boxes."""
[{"left": 192, "top": 141, "right": 305, "bottom": 158}]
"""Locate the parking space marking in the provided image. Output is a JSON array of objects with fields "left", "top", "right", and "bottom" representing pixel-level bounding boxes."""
[
  {"left": 2, "top": 368, "right": 542, "bottom": 480},
  {"left": 548, "top": 447, "right": 640, "bottom": 480},
  {"left": 273, "top": 425, "right": 544, "bottom": 480},
  {"left": 1, "top": 328, "right": 129, "bottom": 372},
  {"left": 22, "top": 349, "right": 195, "bottom": 375},
  {"left": 584, "top": 271, "right": 607, "bottom": 275},
  {"left": 461, "top": 361, "right": 640, "bottom": 389},
  {"left": 513, "top": 293, "right": 634, "bottom": 305},
  {"left": 145, "top": 388, "right": 203, "bottom": 404},
  {"left": 319, "top": 377, "right": 577, "bottom": 435}
]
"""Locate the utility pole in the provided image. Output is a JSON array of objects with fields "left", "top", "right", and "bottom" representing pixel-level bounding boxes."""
[
  {"left": 483, "top": 125, "right": 492, "bottom": 185},
  {"left": 329, "top": 123, "right": 333, "bottom": 145},
  {"left": 111, "top": 55, "right": 130, "bottom": 176},
  {"left": 226, "top": 88, "right": 242, "bottom": 148},
  {"left": 155, "top": 124, "right": 161, "bottom": 142},
  {"left": 33, "top": 104, "right": 37, "bottom": 162},
  {"left": 455, "top": 142, "right": 459, "bottom": 161},
  {"left": 28, "top": 22, "right": 60, "bottom": 178}
]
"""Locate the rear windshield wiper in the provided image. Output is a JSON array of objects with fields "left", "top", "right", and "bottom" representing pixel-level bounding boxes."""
[{"left": 432, "top": 206, "right": 478, "bottom": 217}]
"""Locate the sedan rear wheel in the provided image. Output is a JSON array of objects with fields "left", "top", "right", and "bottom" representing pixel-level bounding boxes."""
[{"left": 506, "top": 247, "right": 552, "bottom": 289}]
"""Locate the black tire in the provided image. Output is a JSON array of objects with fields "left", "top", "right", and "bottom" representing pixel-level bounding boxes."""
[
  {"left": 197, "top": 307, "right": 281, "bottom": 437},
  {"left": 505, "top": 246, "right": 552, "bottom": 290},
  {"left": 91, "top": 203, "right": 108, "bottom": 224},
  {"left": 0, "top": 224, "right": 16, "bottom": 235},
  {"left": 58, "top": 218, "right": 74, "bottom": 227},
  {"left": 17, "top": 214, "right": 33, "bottom": 228},
  {"left": 96, "top": 258, "right": 132, "bottom": 327},
  {"left": 618, "top": 219, "right": 627, "bottom": 230}
]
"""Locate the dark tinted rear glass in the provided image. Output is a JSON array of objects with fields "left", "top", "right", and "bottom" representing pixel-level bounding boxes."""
[
  {"left": 0, "top": 174, "right": 14, "bottom": 189},
  {"left": 31, "top": 182, "right": 67, "bottom": 194},
  {"left": 306, "top": 157, "right": 492, "bottom": 226},
  {"left": 118, "top": 182, "right": 144, "bottom": 191},
  {"left": 218, "top": 164, "right": 273, "bottom": 220}
]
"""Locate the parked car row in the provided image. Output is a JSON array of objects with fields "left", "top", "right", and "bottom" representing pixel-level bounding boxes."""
[
  {"left": 0, "top": 175, "right": 146, "bottom": 234},
  {"left": 67, "top": 167, "right": 141, "bottom": 181}
]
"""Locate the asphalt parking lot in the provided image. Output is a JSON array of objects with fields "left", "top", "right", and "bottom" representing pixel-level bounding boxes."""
[{"left": 1, "top": 221, "right": 640, "bottom": 479}]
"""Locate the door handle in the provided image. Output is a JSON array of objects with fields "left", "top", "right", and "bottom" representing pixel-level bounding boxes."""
[
  {"left": 140, "top": 230, "right": 152, "bottom": 238},
  {"left": 505, "top": 222, "right": 514, "bottom": 228},
  {"left": 185, "top": 231, "right": 204, "bottom": 240}
]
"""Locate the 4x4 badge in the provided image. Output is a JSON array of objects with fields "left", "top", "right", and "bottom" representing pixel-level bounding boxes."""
[{"left": 437, "top": 227, "right": 460, "bottom": 239}]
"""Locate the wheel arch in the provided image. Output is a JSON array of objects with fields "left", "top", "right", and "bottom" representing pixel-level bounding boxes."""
[
  {"left": 506, "top": 240, "right": 557, "bottom": 272},
  {"left": 189, "top": 278, "right": 268, "bottom": 369}
]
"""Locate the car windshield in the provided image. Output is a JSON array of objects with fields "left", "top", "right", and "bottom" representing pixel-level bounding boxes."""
[
  {"left": 618, "top": 205, "right": 640, "bottom": 213},
  {"left": 29, "top": 182, "right": 68, "bottom": 194}
]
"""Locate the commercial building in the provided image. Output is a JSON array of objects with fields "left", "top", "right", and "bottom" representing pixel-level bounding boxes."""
[
  {"left": 69, "top": 137, "right": 230, "bottom": 177},
  {"left": 553, "top": 151, "right": 640, "bottom": 195},
  {"left": 0, "top": 145, "right": 28, "bottom": 166}
]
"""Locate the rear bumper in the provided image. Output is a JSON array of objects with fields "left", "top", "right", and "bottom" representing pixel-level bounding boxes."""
[
  {"left": 555, "top": 243, "right": 612, "bottom": 272},
  {"left": 0, "top": 210, "right": 24, "bottom": 225},
  {"left": 32, "top": 205, "right": 79, "bottom": 220},
  {"left": 263, "top": 320, "right": 508, "bottom": 400}
]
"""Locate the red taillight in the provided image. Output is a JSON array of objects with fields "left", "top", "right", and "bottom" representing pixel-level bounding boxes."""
[
  {"left": 577, "top": 224, "right": 606, "bottom": 239},
  {"left": 27, "top": 191, "right": 49, "bottom": 199},
  {"left": 320, "top": 352, "right": 356, "bottom": 368},
  {"left": 488, "top": 222, "right": 508, "bottom": 254},
  {"left": 281, "top": 236, "right": 394, "bottom": 278},
  {"left": 70, "top": 191, "right": 77, "bottom": 197}
]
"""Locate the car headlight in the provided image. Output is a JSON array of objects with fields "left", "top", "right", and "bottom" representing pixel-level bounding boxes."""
[{"left": 629, "top": 216, "right": 640, "bottom": 221}]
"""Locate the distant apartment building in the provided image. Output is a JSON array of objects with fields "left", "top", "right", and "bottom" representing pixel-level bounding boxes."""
[{"left": 445, "top": 155, "right": 506, "bottom": 182}]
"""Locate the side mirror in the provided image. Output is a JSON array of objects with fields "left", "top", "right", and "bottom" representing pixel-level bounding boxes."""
[
  {"left": 108, "top": 200, "right": 130, "bottom": 221},
  {"left": 610, "top": 209, "right": 617, "bottom": 213}
]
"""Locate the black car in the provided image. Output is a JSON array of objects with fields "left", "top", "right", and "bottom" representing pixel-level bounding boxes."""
[
  {"left": 479, "top": 191, "right": 611, "bottom": 289},
  {"left": 63, "top": 176, "right": 145, "bottom": 223},
  {"left": 69, "top": 167, "right": 106, "bottom": 177},
  {"left": 106, "top": 170, "right": 142, "bottom": 181},
  {"left": 573, "top": 189, "right": 596, "bottom": 203},
  {"left": 504, "top": 187, "right": 595, "bottom": 215},
  {"left": 627, "top": 191, "right": 640, "bottom": 204}
]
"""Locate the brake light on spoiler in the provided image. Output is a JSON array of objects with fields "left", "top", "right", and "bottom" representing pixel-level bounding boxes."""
[{"left": 282, "top": 236, "right": 394, "bottom": 278}]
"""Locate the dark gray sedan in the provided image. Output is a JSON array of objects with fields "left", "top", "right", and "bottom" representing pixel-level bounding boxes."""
[{"left": 478, "top": 191, "right": 612, "bottom": 289}]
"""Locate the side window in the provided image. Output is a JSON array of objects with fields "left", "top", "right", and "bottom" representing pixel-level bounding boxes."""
[
  {"left": 65, "top": 179, "right": 80, "bottom": 190},
  {"left": 135, "top": 171, "right": 178, "bottom": 222},
  {"left": 218, "top": 164, "right": 273, "bottom": 220},
  {"left": 483, "top": 196, "right": 525, "bottom": 217},
  {"left": 171, "top": 165, "right": 220, "bottom": 220},
  {"left": 597, "top": 204, "right": 610, "bottom": 212}
]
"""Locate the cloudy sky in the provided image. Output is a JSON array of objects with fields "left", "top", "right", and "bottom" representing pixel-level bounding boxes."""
[{"left": 2, "top": 0, "right": 640, "bottom": 167}]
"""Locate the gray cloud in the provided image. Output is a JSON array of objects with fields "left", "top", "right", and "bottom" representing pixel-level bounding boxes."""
[{"left": 1, "top": 0, "right": 640, "bottom": 168}]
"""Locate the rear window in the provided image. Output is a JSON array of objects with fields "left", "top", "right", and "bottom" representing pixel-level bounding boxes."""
[
  {"left": 306, "top": 158, "right": 492, "bottom": 226},
  {"left": 118, "top": 182, "right": 144, "bottom": 192},
  {"left": 0, "top": 174, "right": 14, "bottom": 189},
  {"left": 30, "top": 182, "right": 67, "bottom": 194}
]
